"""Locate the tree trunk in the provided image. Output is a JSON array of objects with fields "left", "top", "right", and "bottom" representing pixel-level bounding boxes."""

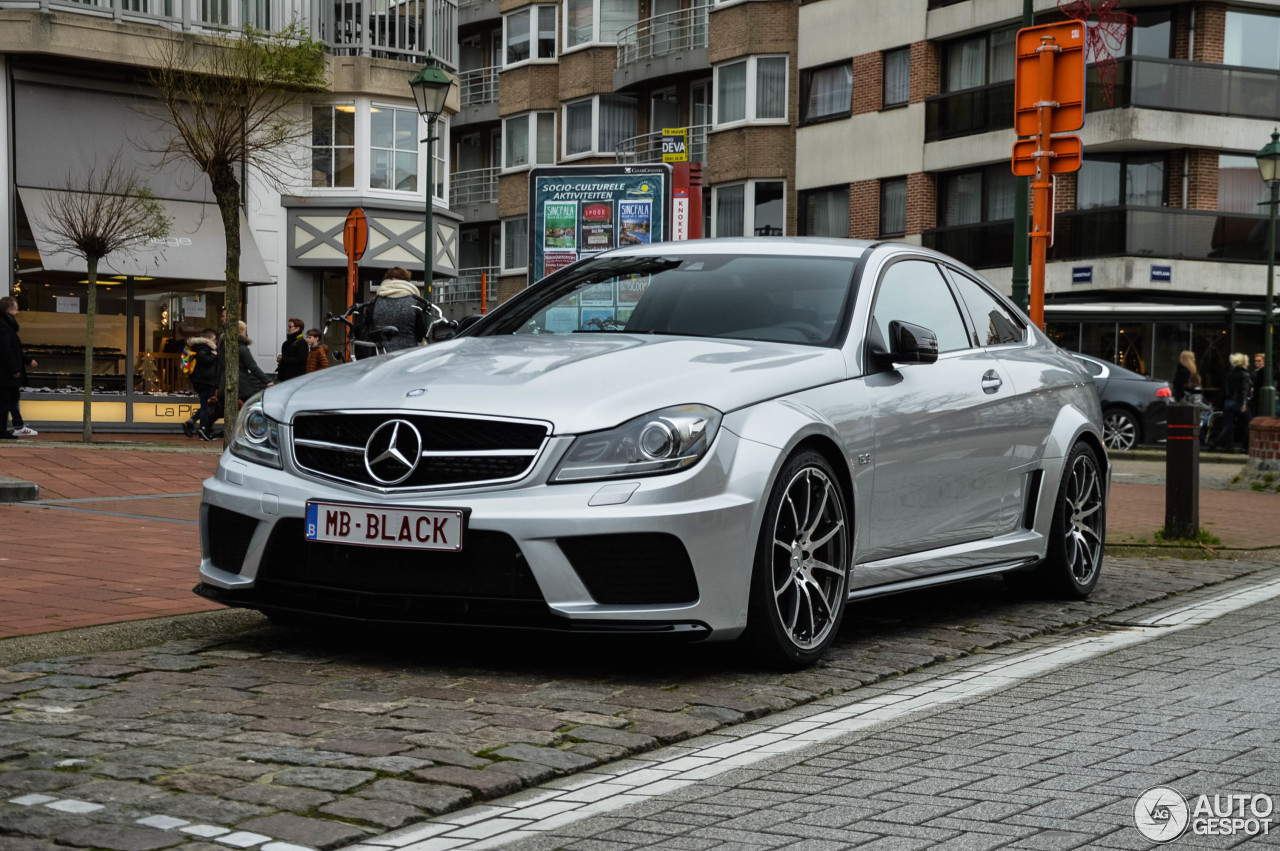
[
  {"left": 82, "top": 256, "right": 98, "bottom": 444},
  {"left": 212, "top": 164, "right": 242, "bottom": 447}
]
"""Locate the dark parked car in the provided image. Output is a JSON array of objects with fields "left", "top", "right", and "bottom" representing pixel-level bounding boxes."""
[{"left": 1071, "top": 353, "right": 1171, "bottom": 450}]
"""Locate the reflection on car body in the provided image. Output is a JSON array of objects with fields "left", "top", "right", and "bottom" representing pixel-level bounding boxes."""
[{"left": 196, "top": 238, "right": 1109, "bottom": 668}]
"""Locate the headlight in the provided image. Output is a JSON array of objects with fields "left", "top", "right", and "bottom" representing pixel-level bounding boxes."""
[
  {"left": 552, "top": 404, "right": 722, "bottom": 483},
  {"left": 229, "top": 393, "right": 282, "bottom": 469}
]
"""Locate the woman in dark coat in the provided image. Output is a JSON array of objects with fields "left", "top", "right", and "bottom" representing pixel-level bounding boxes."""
[
  {"left": 210, "top": 321, "right": 273, "bottom": 438},
  {"left": 0, "top": 296, "right": 38, "bottom": 438}
]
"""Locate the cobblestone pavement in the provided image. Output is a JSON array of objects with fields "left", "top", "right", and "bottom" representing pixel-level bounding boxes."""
[
  {"left": 493, "top": 575, "right": 1280, "bottom": 851},
  {"left": 0, "top": 556, "right": 1276, "bottom": 850}
]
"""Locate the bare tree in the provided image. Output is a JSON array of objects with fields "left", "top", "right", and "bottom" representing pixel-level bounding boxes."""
[
  {"left": 143, "top": 24, "right": 327, "bottom": 440},
  {"left": 38, "top": 156, "right": 170, "bottom": 443}
]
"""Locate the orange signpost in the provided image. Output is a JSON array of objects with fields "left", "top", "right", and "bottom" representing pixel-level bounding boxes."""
[
  {"left": 1012, "top": 21, "right": 1086, "bottom": 330},
  {"left": 342, "top": 208, "right": 368, "bottom": 361}
]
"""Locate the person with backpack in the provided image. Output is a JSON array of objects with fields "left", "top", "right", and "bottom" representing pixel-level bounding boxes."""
[
  {"left": 356, "top": 267, "right": 431, "bottom": 358},
  {"left": 181, "top": 329, "right": 219, "bottom": 439}
]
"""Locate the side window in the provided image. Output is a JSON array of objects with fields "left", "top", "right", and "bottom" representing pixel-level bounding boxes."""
[
  {"left": 1077, "top": 357, "right": 1104, "bottom": 377},
  {"left": 948, "top": 272, "right": 1026, "bottom": 347},
  {"left": 871, "top": 260, "right": 971, "bottom": 353}
]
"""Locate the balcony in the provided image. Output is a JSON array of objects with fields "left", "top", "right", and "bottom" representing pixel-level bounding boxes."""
[
  {"left": 614, "top": 3, "right": 709, "bottom": 89},
  {"left": 323, "top": 0, "right": 457, "bottom": 65},
  {"left": 5, "top": 0, "right": 309, "bottom": 36},
  {"left": 439, "top": 265, "right": 497, "bottom": 303},
  {"left": 459, "top": 65, "right": 499, "bottom": 107},
  {"left": 615, "top": 124, "right": 708, "bottom": 165},
  {"left": 922, "top": 208, "right": 1280, "bottom": 270},
  {"left": 925, "top": 57, "right": 1280, "bottom": 143},
  {"left": 451, "top": 167, "right": 498, "bottom": 208}
]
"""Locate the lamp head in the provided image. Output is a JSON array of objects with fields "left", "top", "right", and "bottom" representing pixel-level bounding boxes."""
[
  {"left": 1257, "top": 128, "right": 1280, "bottom": 186},
  {"left": 409, "top": 58, "right": 456, "bottom": 121}
]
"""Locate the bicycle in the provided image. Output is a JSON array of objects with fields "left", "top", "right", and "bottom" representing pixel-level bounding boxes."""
[{"left": 323, "top": 300, "right": 457, "bottom": 361}]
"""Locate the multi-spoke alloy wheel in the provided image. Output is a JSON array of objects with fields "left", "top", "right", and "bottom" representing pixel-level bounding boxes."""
[
  {"left": 747, "top": 450, "right": 851, "bottom": 667},
  {"left": 1102, "top": 409, "right": 1138, "bottom": 450},
  {"left": 1008, "top": 442, "right": 1106, "bottom": 599}
]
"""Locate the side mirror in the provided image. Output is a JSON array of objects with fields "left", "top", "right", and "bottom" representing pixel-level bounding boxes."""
[
  {"left": 455, "top": 314, "right": 484, "bottom": 334},
  {"left": 885, "top": 320, "right": 939, "bottom": 365}
]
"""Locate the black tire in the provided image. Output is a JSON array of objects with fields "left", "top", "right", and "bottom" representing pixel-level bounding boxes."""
[
  {"left": 1008, "top": 442, "right": 1106, "bottom": 598},
  {"left": 1102, "top": 407, "right": 1140, "bottom": 450},
  {"left": 745, "top": 450, "right": 851, "bottom": 669}
]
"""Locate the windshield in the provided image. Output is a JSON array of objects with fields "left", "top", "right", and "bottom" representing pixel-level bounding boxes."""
[{"left": 477, "top": 253, "right": 858, "bottom": 347}]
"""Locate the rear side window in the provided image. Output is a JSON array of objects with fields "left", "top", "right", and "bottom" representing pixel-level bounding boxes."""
[
  {"left": 1076, "top": 357, "right": 1105, "bottom": 377},
  {"left": 871, "top": 259, "right": 971, "bottom": 353},
  {"left": 949, "top": 272, "right": 1026, "bottom": 347}
]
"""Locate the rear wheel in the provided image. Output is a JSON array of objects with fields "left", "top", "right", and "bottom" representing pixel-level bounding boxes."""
[
  {"left": 1102, "top": 407, "right": 1139, "bottom": 450},
  {"left": 1008, "top": 442, "right": 1106, "bottom": 598},
  {"left": 746, "top": 451, "right": 851, "bottom": 669}
]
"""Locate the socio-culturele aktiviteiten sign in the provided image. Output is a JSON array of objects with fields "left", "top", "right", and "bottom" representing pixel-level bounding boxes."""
[{"left": 528, "top": 165, "right": 672, "bottom": 284}]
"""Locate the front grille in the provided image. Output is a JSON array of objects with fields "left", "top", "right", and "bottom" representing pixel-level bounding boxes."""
[
  {"left": 206, "top": 506, "right": 258, "bottom": 575},
  {"left": 558, "top": 533, "right": 699, "bottom": 605},
  {"left": 292, "top": 412, "right": 549, "bottom": 490}
]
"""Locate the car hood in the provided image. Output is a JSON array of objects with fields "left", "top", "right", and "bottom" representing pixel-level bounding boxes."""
[{"left": 264, "top": 334, "right": 846, "bottom": 434}]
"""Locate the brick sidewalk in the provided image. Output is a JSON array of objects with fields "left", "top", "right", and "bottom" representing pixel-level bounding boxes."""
[{"left": 0, "top": 438, "right": 1277, "bottom": 640}]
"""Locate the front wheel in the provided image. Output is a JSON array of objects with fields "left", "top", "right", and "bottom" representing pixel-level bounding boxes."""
[
  {"left": 746, "top": 451, "right": 851, "bottom": 669},
  {"left": 1008, "top": 442, "right": 1106, "bottom": 598},
  {"left": 1102, "top": 408, "right": 1139, "bottom": 450}
]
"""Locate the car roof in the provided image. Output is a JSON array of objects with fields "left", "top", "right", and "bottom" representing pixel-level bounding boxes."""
[{"left": 594, "top": 236, "right": 876, "bottom": 260}]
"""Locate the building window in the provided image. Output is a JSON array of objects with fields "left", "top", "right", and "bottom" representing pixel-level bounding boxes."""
[
  {"left": 1127, "top": 9, "right": 1172, "bottom": 58},
  {"left": 940, "top": 165, "right": 1015, "bottom": 225},
  {"left": 311, "top": 104, "right": 355, "bottom": 188},
  {"left": 503, "top": 111, "right": 556, "bottom": 170},
  {"left": 564, "top": 0, "right": 638, "bottom": 49},
  {"left": 505, "top": 6, "right": 557, "bottom": 65},
  {"left": 1219, "top": 154, "right": 1269, "bottom": 214},
  {"left": 944, "top": 26, "right": 1015, "bottom": 92},
  {"left": 800, "top": 62, "right": 852, "bottom": 123},
  {"left": 883, "top": 48, "right": 910, "bottom": 107},
  {"left": 713, "top": 180, "right": 786, "bottom": 237},
  {"left": 880, "top": 177, "right": 907, "bottom": 236},
  {"left": 369, "top": 104, "right": 419, "bottom": 192},
  {"left": 563, "top": 95, "right": 637, "bottom": 157},
  {"left": 1226, "top": 9, "right": 1280, "bottom": 70},
  {"left": 715, "top": 56, "right": 788, "bottom": 125},
  {"left": 502, "top": 216, "right": 529, "bottom": 273},
  {"left": 1076, "top": 154, "right": 1166, "bottom": 210},
  {"left": 798, "top": 186, "right": 849, "bottom": 238}
]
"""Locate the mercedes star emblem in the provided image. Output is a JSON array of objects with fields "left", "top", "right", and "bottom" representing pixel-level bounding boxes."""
[{"left": 364, "top": 419, "right": 423, "bottom": 485}]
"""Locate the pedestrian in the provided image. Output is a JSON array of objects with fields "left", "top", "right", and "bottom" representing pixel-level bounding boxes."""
[
  {"left": 356, "top": 266, "right": 430, "bottom": 357},
  {"left": 1250, "top": 352, "right": 1278, "bottom": 417},
  {"left": 1172, "top": 350, "right": 1202, "bottom": 402},
  {"left": 275, "top": 317, "right": 308, "bottom": 382},
  {"left": 182, "top": 329, "right": 219, "bottom": 440},
  {"left": 1210, "top": 352, "right": 1252, "bottom": 452},
  {"left": 305, "top": 328, "right": 331, "bottom": 373},
  {"left": 0, "top": 296, "right": 38, "bottom": 438},
  {"left": 209, "top": 321, "right": 273, "bottom": 439}
]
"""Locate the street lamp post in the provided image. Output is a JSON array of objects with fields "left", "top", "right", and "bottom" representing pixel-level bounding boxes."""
[
  {"left": 1256, "top": 128, "right": 1280, "bottom": 418},
  {"left": 409, "top": 57, "right": 457, "bottom": 302}
]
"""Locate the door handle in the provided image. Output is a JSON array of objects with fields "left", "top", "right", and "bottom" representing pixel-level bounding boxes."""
[{"left": 981, "top": 369, "right": 1002, "bottom": 394}]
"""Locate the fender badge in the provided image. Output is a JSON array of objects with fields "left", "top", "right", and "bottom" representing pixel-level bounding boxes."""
[{"left": 405, "top": 388, "right": 427, "bottom": 397}]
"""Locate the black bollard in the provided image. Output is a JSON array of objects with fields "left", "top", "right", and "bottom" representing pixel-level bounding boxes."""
[{"left": 1164, "top": 403, "right": 1199, "bottom": 539}]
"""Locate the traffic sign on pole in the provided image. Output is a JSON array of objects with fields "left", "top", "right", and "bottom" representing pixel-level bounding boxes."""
[
  {"left": 1014, "top": 22, "right": 1086, "bottom": 137},
  {"left": 1011, "top": 135, "right": 1083, "bottom": 177}
]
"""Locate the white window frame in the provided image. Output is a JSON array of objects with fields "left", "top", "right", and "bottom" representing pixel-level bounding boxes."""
[
  {"left": 504, "top": 5, "right": 558, "bottom": 68},
  {"left": 307, "top": 98, "right": 448, "bottom": 204},
  {"left": 502, "top": 111, "right": 557, "bottom": 172},
  {"left": 310, "top": 102, "right": 357, "bottom": 189},
  {"left": 369, "top": 101, "right": 421, "bottom": 194},
  {"left": 562, "top": 94, "right": 636, "bottom": 159},
  {"left": 563, "top": 0, "right": 637, "bottom": 51},
  {"left": 501, "top": 216, "right": 530, "bottom": 274},
  {"left": 711, "top": 179, "right": 787, "bottom": 238},
  {"left": 713, "top": 55, "right": 789, "bottom": 128}
]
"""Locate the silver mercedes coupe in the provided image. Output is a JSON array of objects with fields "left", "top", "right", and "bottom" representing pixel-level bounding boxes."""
[{"left": 196, "top": 238, "right": 1108, "bottom": 667}]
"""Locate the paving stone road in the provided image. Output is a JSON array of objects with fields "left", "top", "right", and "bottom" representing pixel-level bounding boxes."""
[{"left": 0, "top": 554, "right": 1277, "bottom": 850}]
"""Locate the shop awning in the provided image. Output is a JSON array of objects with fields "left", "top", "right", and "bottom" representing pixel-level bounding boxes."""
[{"left": 17, "top": 187, "right": 273, "bottom": 284}]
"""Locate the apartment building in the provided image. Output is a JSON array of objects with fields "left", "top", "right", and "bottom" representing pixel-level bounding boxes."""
[
  {"left": 449, "top": 0, "right": 1278, "bottom": 395},
  {"left": 1, "top": 0, "right": 459, "bottom": 428}
]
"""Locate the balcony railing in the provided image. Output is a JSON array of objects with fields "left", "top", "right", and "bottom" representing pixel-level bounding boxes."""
[
  {"left": 439, "top": 266, "right": 497, "bottom": 303},
  {"left": 459, "top": 65, "right": 499, "bottom": 107},
  {"left": 451, "top": 167, "right": 498, "bottom": 207},
  {"left": 922, "top": 208, "right": 1280, "bottom": 270},
  {"left": 616, "top": 3, "right": 708, "bottom": 68},
  {"left": 926, "top": 57, "right": 1280, "bottom": 143},
  {"left": 5, "top": 0, "right": 457, "bottom": 64},
  {"left": 615, "top": 124, "right": 708, "bottom": 165},
  {"left": 322, "top": 0, "right": 457, "bottom": 66}
]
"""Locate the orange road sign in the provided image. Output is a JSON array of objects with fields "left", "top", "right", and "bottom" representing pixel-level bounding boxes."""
[
  {"left": 1013, "top": 21, "right": 1086, "bottom": 137},
  {"left": 343, "top": 208, "right": 368, "bottom": 261},
  {"left": 1011, "top": 135, "right": 1083, "bottom": 177}
]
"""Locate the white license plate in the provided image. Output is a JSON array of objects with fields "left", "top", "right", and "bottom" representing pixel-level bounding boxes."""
[{"left": 305, "top": 501, "right": 464, "bottom": 552}]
